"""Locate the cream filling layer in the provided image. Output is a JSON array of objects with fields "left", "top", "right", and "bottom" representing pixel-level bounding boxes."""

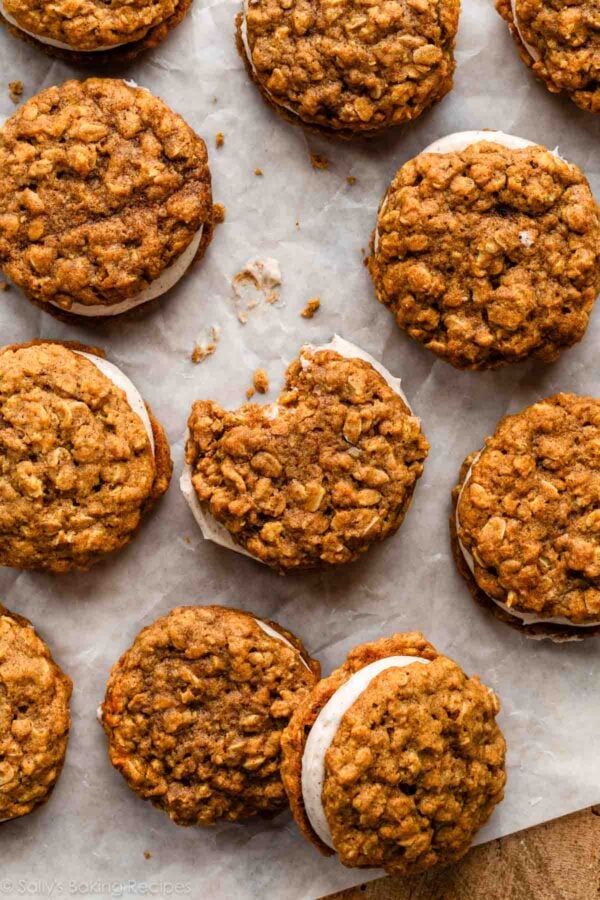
[
  {"left": 456, "top": 452, "right": 600, "bottom": 629},
  {"left": 48, "top": 225, "right": 203, "bottom": 318},
  {"left": 74, "top": 351, "right": 155, "bottom": 454},
  {"left": 509, "top": 0, "right": 541, "bottom": 62},
  {"left": 1, "top": 4, "right": 132, "bottom": 50},
  {"left": 374, "top": 131, "right": 548, "bottom": 253},
  {"left": 301, "top": 655, "right": 430, "bottom": 849},
  {"left": 179, "top": 335, "right": 414, "bottom": 559}
]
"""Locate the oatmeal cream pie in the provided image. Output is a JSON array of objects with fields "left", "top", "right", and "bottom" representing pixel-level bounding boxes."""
[
  {"left": 0, "top": 78, "right": 213, "bottom": 321},
  {"left": 0, "top": 0, "right": 193, "bottom": 63},
  {"left": 369, "top": 130, "right": 600, "bottom": 370},
  {"left": 452, "top": 393, "right": 600, "bottom": 642},
  {"left": 281, "top": 632, "right": 506, "bottom": 874},
  {"left": 181, "top": 335, "right": 428, "bottom": 571},
  {"left": 100, "top": 605, "right": 320, "bottom": 826},
  {"left": 496, "top": 0, "right": 600, "bottom": 114},
  {"left": 0, "top": 604, "right": 72, "bottom": 823},
  {"left": 0, "top": 341, "right": 172, "bottom": 573},
  {"left": 236, "top": 0, "right": 460, "bottom": 137}
]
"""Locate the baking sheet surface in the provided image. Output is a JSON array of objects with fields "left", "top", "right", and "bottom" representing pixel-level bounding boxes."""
[{"left": 0, "top": 0, "right": 599, "bottom": 895}]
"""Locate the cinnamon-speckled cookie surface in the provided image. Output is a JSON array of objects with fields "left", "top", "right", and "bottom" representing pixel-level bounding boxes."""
[
  {"left": 453, "top": 394, "right": 600, "bottom": 638},
  {"left": 0, "top": 604, "right": 72, "bottom": 822},
  {"left": 368, "top": 140, "right": 600, "bottom": 369},
  {"left": 184, "top": 347, "right": 428, "bottom": 571},
  {"left": 0, "top": 78, "right": 213, "bottom": 318},
  {"left": 0, "top": 341, "right": 172, "bottom": 573},
  {"left": 0, "top": 0, "right": 193, "bottom": 62},
  {"left": 100, "top": 605, "right": 320, "bottom": 826},
  {"left": 496, "top": 0, "right": 600, "bottom": 114},
  {"left": 281, "top": 633, "right": 506, "bottom": 874},
  {"left": 236, "top": 0, "right": 459, "bottom": 137}
]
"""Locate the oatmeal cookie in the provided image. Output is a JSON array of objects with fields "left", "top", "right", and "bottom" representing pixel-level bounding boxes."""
[
  {"left": 0, "top": 340, "right": 172, "bottom": 573},
  {"left": 281, "top": 632, "right": 506, "bottom": 874},
  {"left": 368, "top": 131, "right": 600, "bottom": 370},
  {"left": 0, "top": 0, "right": 193, "bottom": 63},
  {"left": 0, "top": 78, "right": 213, "bottom": 321},
  {"left": 0, "top": 604, "right": 72, "bottom": 823},
  {"left": 100, "top": 605, "right": 320, "bottom": 826},
  {"left": 496, "top": 0, "right": 600, "bottom": 114},
  {"left": 182, "top": 341, "right": 428, "bottom": 572},
  {"left": 236, "top": 0, "right": 460, "bottom": 138},
  {"left": 452, "top": 393, "right": 600, "bottom": 640}
]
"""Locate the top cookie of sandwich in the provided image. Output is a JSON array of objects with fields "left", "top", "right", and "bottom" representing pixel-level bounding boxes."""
[
  {"left": 496, "top": 0, "right": 600, "bottom": 114},
  {"left": 185, "top": 347, "right": 428, "bottom": 571},
  {"left": 0, "top": 78, "right": 213, "bottom": 319},
  {"left": 369, "top": 138, "right": 600, "bottom": 369},
  {"left": 237, "top": 0, "right": 460, "bottom": 137},
  {"left": 1, "top": 0, "right": 193, "bottom": 59}
]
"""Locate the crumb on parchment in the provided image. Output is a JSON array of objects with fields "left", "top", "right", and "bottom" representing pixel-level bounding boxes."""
[
  {"left": 254, "top": 168, "right": 263, "bottom": 176},
  {"left": 213, "top": 203, "right": 226, "bottom": 225},
  {"left": 347, "top": 176, "right": 356, "bottom": 185},
  {"left": 300, "top": 297, "right": 320, "bottom": 318},
  {"left": 192, "top": 325, "right": 220, "bottom": 364},
  {"left": 232, "top": 258, "right": 282, "bottom": 324},
  {"left": 310, "top": 153, "right": 329, "bottom": 170},
  {"left": 144, "top": 852, "right": 152, "bottom": 860},
  {"left": 245, "top": 386, "right": 255, "bottom": 400},
  {"left": 253, "top": 368, "right": 269, "bottom": 394},
  {"left": 215, "top": 132, "right": 224, "bottom": 148},
  {"left": 8, "top": 81, "right": 23, "bottom": 104},
  {"left": 0, "top": 281, "right": 8, "bottom": 292}
]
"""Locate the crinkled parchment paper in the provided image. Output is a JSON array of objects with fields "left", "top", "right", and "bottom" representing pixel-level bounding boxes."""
[{"left": 0, "top": 0, "right": 599, "bottom": 896}]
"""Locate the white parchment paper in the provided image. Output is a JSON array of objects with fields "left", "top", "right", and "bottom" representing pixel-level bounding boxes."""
[{"left": 0, "top": 0, "right": 599, "bottom": 896}]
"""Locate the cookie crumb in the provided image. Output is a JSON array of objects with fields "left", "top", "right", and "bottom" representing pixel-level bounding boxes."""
[
  {"left": 253, "top": 368, "right": 269, "bottom": 394},
  {"left": 8, "top": 81, "right": 23, "bottom": 104},
  {"left": 245, "top": 386, "right": 255, "bottom": 400},
  {"left": 144, "top": 852, "right": 152, "bottom": 860},
  {"left": 310, "top": 152, "right": 329, "bottom": 170},
  {"left": 232, "top": 258, "right": 282, "bottom": 323},
  {"left": 347, "top": 176, "right": 356, "bottom": 186},
  {"left": 0, "top": 281, "right": 9, "bottom": 292},
  {"left": 213, "top": 203, "right": 226, "bottom": 225},
  {"left": 254, "top": 168, "right": 263, "bottom": 177},
  {"left": 300, "top": 297, "right": 320, "bottom": 319},
  {"left": 191, "top": 325, "right": 220, "bottom": 364},
  {"left": 215, "top": 132, "right": 224, "bottom": 149}
]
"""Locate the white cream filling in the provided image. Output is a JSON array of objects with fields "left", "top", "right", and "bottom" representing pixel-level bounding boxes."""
[
  {"left": 374, "top": 132, "right": 564, "bottom": 253},
  {"left": 509, "top": 0, "right": 541, "bottom": 62},
  {"left": 179, "top": 335, "right": 414, "bottom": 559},
  {"left": 1, "top": 3, "right": 131, "bottom": 50},
  {"left": 456, "top": 452, "right": 600, "bottom": 630},
  {"left": 48, "top": 225, "right": 203, "bottom": 318},
  {"left": 253, "top": 618, "right": 312, "bottom": 671},
  {"left": 74, "top": 351, "right": 155, "bottom": 454},
  {"left": 301, "top": 655, "right": 430, "bottom": 849}
]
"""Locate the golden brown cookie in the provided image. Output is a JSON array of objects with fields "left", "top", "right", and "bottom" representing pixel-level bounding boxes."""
[
  {"left": 182, "top": 344, "right": 429, "bottom": 572},
  {"left": 452, "top": 393, "right": 600, "bottom": 641},
  {"left": 0, "top": 0, "right": 193, "bottom": 63},
  {"left": 235, "top": 0, "right": 460, "bottom": 138},
  {"left": 100, "top": 605, "right": 320, "bottom": 826},
  {"left": 281, "top": 633, "right": 506, "bottom": 875},
  {"left": 0, "top": 340, "right": 172, "bottom": 573},
  {"left": 0, "top": 604, "right": 72, "bottom": 823},
  {"left": 368, "top": 132, "right": 600, "bottom": 370},
  {"left": 496, "top": 0, "right": 600, "bottom": 114},
  {"left": 0, "top": 78, "right": 213, "bottom": 321}
]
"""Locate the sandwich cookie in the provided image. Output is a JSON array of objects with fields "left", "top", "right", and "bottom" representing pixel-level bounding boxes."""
[
  {"left": 452, "top": 393, "right": 600, "bottom": 641},
  {"left": 496, "top": 0, "right": 600, "bottom": 114},
  {"left": 100, "top": 605, "right": 319, "bottom": 826},
  {"left": 0, "top": 78, "right": 213, "bottom": 321},
  {"left": 181, "top": 335, "right": 428, "bottom": 571},
  {"left": 236, "top": 0, "right": 460, "bottom": 137},
  {"left": 281, "top": 632, "right": 506, "bottom": 874},
  {"left": 0, "top": 604, "right": 72, "bottom": 823},
  {"left": 369, "top": 130, "right": 600, "bottom": 369},
  {"left": 0, "top": 340, "right": 172, "bottom": 573},
  {"left": 0, "top": 0, "right": 193, "bottom": 63}
]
